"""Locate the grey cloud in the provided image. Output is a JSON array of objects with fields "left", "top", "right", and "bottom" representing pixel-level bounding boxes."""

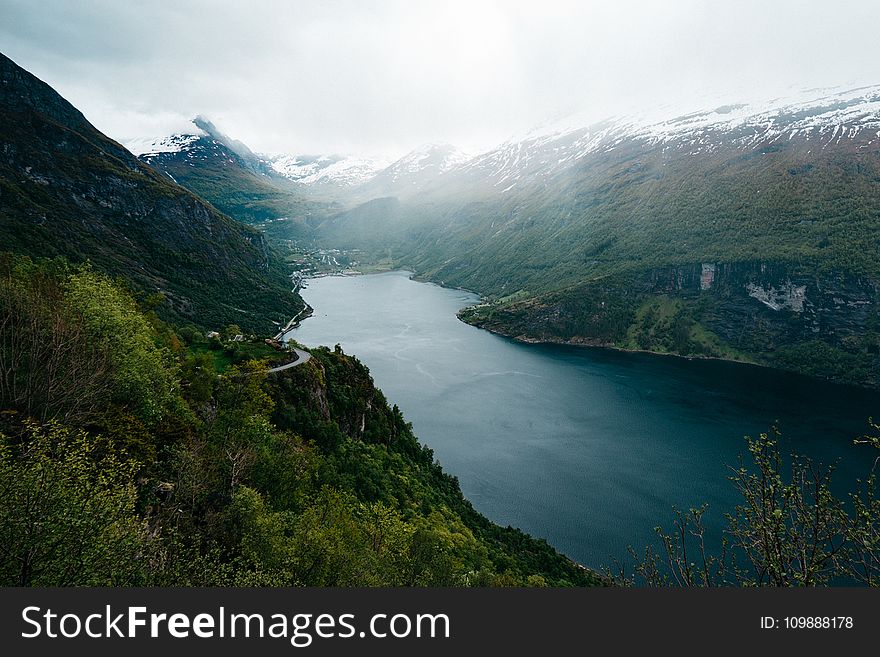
[{"left": 1, "top": 0, "right": 878, "bottom": 158}]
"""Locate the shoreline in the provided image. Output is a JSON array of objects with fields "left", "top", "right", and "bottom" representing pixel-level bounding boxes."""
[
  {"left": 274, "top": 303, "right": 314, "bottom": 341},
  {"left": 460, "top": 314, "right": 880, "bottom": 391},
  {"left": 286, "top": 265, "right": 873, "bottom": 391},
  {"left": 486, "top": 325, "right": 762, "bottom": 367}
]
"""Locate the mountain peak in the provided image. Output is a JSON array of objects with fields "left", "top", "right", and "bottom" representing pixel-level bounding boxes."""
[
  {"left": 192, "top": 114, "right": 221, "bottom": 137},
  {"left": 270, "top": 153, "right": 389, "bottom": 188},
  {"left": 191, "top": 115, "right": 258, "bottom": 162},
  {"left": 127, "top": 115, "right": 260, "bottom": 163},
  {"left": 388, "top": 142, "right": 470, "bottom": 175}
]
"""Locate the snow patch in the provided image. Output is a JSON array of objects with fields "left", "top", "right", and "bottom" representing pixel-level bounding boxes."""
[{"left": 126, "top": 129, "right": 207, "bottom": 157}]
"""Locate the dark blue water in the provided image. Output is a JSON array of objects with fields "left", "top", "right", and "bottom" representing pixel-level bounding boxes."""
[{"left": 287, "top": 270, "right": 880, "bottom": 569}]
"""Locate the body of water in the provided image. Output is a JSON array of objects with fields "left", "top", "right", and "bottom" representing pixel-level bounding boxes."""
[{"left": 287, "top": 270, "right": 880, "bottom": 569}]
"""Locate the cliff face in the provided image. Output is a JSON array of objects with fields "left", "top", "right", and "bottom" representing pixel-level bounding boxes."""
[
  {"left": 462, "top": 261, "right": 880, "bottom": 387},
  {"left": 0, "top": 52, "right": 302, "bottom": 332},
  {"left": 689, "top": 262, "right": 875, "bottom": 352}
]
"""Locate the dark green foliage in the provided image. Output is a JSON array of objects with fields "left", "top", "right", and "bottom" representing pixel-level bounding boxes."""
[
  {"left": 0, "top": 254, "right": 179, "bottom": 430},
  {"left": 0, "top": 257, "right": 599, "bottom": 587},
  {"left": 611, "top": 425, "right": 880, "bottom": 587},
  {"left": 0, "top": 422, "right": 150, "bottom": 586},
  {"left": 776, "top": 340, "right": 871, "bottom": 386},
  {"left": 0, "top": 52, "right": 303, "bottom": 333}
]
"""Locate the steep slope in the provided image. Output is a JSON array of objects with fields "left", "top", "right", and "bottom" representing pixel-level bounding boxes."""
[
  {"left": 0, "top": 253, "right": 601, "bottom": 586},
  {"left": 0, "top": 52, "right": 302, "bottom": 332},
  {"left": 319, "top": 87, "right": 880, "bottom": 386},
  {"left": 131, "top": 118, "right": 323, "bottom": 236}
]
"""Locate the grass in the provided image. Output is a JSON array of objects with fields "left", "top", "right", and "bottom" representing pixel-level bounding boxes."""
[{"left": 190, "top": 341, "right": 286, "bottom": 373}]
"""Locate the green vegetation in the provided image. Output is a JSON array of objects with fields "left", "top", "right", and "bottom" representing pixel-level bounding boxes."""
[
  {"left": 776, "top": 340, "right": 872, "bottom": 386},
  {"left": 0, "top": 52, "right": 303, "bottom": 333},
  {"left": 142, "top": 140, "right": 324, "bottom": 235},
  {"left": 611, "top": 425, "right": 880, "bottom": 586},
  {"left": 315, "top": 133, "right": 880, "bottom": 386},
  {"left": 189, "top": 339, "right": 285, "bottom": 374},
  {"left": 0, "top": 254, "right": 599, "bottom": 587}
]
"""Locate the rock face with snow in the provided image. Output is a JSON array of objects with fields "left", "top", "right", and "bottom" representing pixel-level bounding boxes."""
[
  {"left": 131, "top": 123, "right": 468, "bottom": 202},
  {"left": 413, "top": 85, "right": 880, "bottom": 200},
  {"left": 270, "top": 154, "right": 388, "bottom": 190},
  {"left": 129, "top": 118, "right": 322, "bottom": 230},
  {"left": 127, "top": 131, "right": 206, "bottom": 158},
  {"left": 266, "top": 143, "right": 471, "bottom": 201},
  {"left": 348, "top": 143, "right": 471, "bottom": 201}
]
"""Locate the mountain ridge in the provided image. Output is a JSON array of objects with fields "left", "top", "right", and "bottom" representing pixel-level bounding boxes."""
[
  {"left": 110, "top": 78, "right": 880, "bottom": 386},
  {"left": 0, "top": 51, "right": 303, "bottom": 333},
  {"left": 315, "top": 84, "right": 880, "bottom": 387}
]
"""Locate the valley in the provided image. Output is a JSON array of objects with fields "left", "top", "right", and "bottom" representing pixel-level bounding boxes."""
[
  {"left": 0, "top": 50, "right": 600, "bottom": 587},
  {"left": 3, "top": 45, "right": 880, "bottom": 587},
  {"left": 285, "top": 270, "right": 880, "bottom": 568},
  {"left": 135, "top": 85, "right": 880, "bottom": 388}
]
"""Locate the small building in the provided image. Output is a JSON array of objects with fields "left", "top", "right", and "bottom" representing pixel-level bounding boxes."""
[
  {"left": 232, "top": 334, "right": 245, "bottom": 342},
  {"left": 206, "top": 331, "right": 220, "bottom": 339}
]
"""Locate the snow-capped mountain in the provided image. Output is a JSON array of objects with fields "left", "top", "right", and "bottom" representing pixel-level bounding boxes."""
[
  {"left": 269, "top": 154, "right": 388, "bottom": 188},
  {"left": 614, "top": 85, "right": 880, "bottom": 153},
  {"left": 348, "top": 143, "right": 472, "bottom": 200},
  {"left": 127, "top": 119, "right": 274, "bottom": 178},
  {"left": 127, "top": 117, "right": 321, "bottom": 229},
  {"left": 271, "top": 144, "right": 469, "bottom": 200},
  {"left": 126, "top": 114, "right": 475, "bottom": 200},
  {"left": 267, "top": 142, "right": 472, "bottom": 200},
  {"left": 381, "top": 142, "right": 471, "bottom": 180},
  {"left": 437, "top": 85, "right": 880, "bottom": 197},
  {"left": 125, "top": 85, "right": 880, "bottom": 208},
  {"left": 127, "top": 131, "right": 207, "bottom": 158}
]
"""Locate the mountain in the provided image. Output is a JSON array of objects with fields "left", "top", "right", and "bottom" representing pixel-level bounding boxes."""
[
  {"left": 351, "top": 142, "right": 471, "bottom": 200},
  {"left": 134, "top": 124, "right": 471, "bottom": 228},
  {"left": 269, "top": 153, "right": 389, "bottom": 192},
  {"left": 387, "top": 86, "right": 880, "bottom": 202},
  {"left": 130, "top": 114, "right": 270, "bottom": 177},
  {"left": 267, "top": 143, "right": 470, "bottom": 204},
  {"left": 317, "top": 86, "right": 880, "bottom": 386},
  {"left": 0, "top": 51, "right": 302, "bottom": 332},
  {"left": 130, "top": 118, "right": 325, "bottom": 237}
]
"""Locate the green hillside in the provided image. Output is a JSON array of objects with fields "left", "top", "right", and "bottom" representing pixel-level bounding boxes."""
[
  {"left": 0, "top": 52, "right": 302, "bottom": 334},
  {"left": 0, "top": 255, "right": 599, "bottom": 587},
  {"left": 317, "top": 120, "right": 880, "bottom": 386}
]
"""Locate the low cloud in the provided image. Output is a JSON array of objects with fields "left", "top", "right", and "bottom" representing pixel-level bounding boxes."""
[{"left": 1, "top": 0, "right": 877, "bottom": 158}]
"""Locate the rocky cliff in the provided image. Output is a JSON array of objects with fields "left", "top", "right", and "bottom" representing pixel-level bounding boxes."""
[{"left": 462, "top": 261, "right": 880, "bottom": 387}]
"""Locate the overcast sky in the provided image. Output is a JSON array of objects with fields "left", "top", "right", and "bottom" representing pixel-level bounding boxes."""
[{"left": 1, "top": 0, "right": 878, "bottom": 158}]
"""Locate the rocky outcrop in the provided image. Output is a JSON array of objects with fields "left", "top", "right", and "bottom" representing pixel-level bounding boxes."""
[
  {"left": 645, "top": 261, "right": 878, "bottom": 363},
  {"left": 463, "top": 259, "right": 880, "bottom": 386},
  {"left": 746, "top": 281, "right": 807, "bottom": 312}
]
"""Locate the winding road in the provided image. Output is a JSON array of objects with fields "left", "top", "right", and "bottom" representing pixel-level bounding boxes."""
[{"left": 267, "top": 347, "right": 311, "bottom": 373}]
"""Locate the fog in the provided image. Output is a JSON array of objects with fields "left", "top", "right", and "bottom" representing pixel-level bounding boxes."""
[{"left": 1, "top": 0, "right": 878, "bottom": 158}]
